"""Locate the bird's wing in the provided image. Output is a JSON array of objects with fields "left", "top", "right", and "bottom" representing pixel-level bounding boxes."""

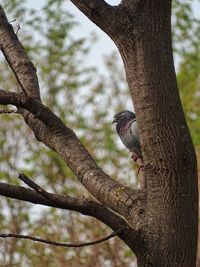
[{"left": 130, "top": 120, "right": 140, "bottom": 141}]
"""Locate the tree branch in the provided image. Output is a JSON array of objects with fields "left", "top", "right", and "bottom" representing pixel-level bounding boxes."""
[
  {"left": 0, "top": 108, "right": 17, "bottom": 114},
  {"left": 16, "top": 173, "right": 145, "bottom": 241},
  {"left": 69, "top": 0, "right": 118, "bottom": 35},
  {"left": 0, "top": 89, "right": 21, "bottom": 105},
  {"left": 0, "top": 181, "right": 141, "bottom": 251},
  {"left": 0, "top": 89, "right": 146, "bottom": 223},
  {"left": 0, "top": 5, "right": 40, "bottom": 99},
  {"left": 0, "top": 3, "right": 148, "bottom": 255},
  {"left": 0, "top": 5, "right": 144, "bottom": 222},
  {"left": 0, "top": 227, "right": 124, "bottom": 248},
  {"left": 18, "top": 173, "right": 63, "bottom": 205},
  {"left": 0, "top": 2, "right": 146, "bottom": 228},
  {"left": 0, "top": 181, "right": 97, "bottom": 213}
]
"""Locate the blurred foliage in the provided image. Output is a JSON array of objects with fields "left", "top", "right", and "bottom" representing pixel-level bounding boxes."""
[
  {"left": 172, "top": 0, "right": 200, "bottom": 148},
  {"left": 0, "top": 0, "right": 199, "bottom": 266}
]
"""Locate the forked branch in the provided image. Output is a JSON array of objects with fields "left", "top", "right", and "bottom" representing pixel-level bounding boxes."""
[
  {"left": 69, "top": 0, "right": 118, "bottom": 35},
  {"left": 0, "top": 3, "right": 146, "bottom": 236},
  {"left": 0, "top": 180, "right": 129, "bottom": 232},
  {"left": 0, "top": 89, "right": 146, "bottom": 221},
  {"left": 2, "top": 172, "right": 126, "bottom": 248}
]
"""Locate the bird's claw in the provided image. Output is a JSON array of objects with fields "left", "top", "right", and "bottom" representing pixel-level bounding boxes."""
[
  {"left": 131, "top": 153, "right": 142, "bottom": 162},
  {"left": 137, "top": 163, "right": 144, "bottom": 174}
]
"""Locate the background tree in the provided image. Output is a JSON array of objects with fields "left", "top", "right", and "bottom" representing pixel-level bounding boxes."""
[{"left": 0, "top": 0, "right": 199, "bottom": 266}]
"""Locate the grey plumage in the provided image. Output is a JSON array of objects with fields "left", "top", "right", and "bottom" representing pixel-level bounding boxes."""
[{"left": 112, "top": 110, "right": 142, "bottom": 158}]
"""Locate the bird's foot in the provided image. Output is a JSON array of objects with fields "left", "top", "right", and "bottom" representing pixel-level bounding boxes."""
[
  {"left": 131, "top": 152, "right": 142, "bottom": 162},
  {"left": 131, "top": 152, "right": 145, "bottom": 188},
  {"left": 137, "top": 163, "right": 144, "bottom": 174}
]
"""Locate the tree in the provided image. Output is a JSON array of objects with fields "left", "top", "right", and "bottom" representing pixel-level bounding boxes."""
[{"left": 0, "top": 1, "right": 198, "bottom": 267}]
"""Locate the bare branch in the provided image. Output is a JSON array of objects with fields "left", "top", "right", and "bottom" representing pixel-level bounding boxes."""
[
  {"left": 0, "top": 227, "right": 124, "bottom": 248},
  {"left": 69, "top": 0, "right": 118, "bottom": 35},
  {"left": 0, "top": 5, "right": 40, "bottom": 99},
  {"left": 0, "top": 181, "right": 129, "bottom": 231},
  {"left": 8, "top": 19, "right": 16, "bottom": 24},
  {"left": 0, "top": 181, "right": 92, "bottom": 212},
  {"left": 18, "top": 173, "right": 86, "bottom": 208},
  {"left": 0, "top": 4, "right": 145, "bottom": 223},
  {"left": 0, "top": 108, "right": 17, "bottom": 114},
  {"left": 0, "top": 89, "right": 146, "bottom": 221},
  {"left": 0, "top": 4, "right": 147, "bottom": 255},
  {"left": 0, "top": 181, "right": 141, "bottom": 251},
  {"left": 15, "top": 24, "right": 20, "bottom": 35},
  {"left": 0, "top": 89, "right": 21, "bottom": 105},
  {"left": 16, "top": 173, "right": 145, "bottom": 244},
  {"left": 18, "top": 173, "right": 60, "bottom": 205}
]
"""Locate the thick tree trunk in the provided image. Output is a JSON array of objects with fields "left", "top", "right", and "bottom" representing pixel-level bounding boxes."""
[{"left": 111, "top": 2, "right": 198, "bottom": 266}]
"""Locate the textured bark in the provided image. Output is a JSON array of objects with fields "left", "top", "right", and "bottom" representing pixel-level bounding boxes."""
[
  {"left": 112, "top": 2, "right": 197, "bottom": 266},
  {"left": 0, "top": 1, "right": 198, "bottom": 266},
  {"left": 0, "top": 7, "right": 40, "bottom": 99},
  {"left": 112, "top": 2, "right": 198, "bottom": 266},
  {"left": 197, "top": 151, "right": 200, "bottom": 267},
  {"left": 0, "top": 181, "right": 134, "bottom": 247}
]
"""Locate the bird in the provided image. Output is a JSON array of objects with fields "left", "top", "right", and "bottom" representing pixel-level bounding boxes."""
[{"left": 112, "top": 110, "right": 142, "bottom": 161}]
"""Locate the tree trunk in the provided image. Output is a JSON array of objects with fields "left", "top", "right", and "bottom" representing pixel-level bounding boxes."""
[{"left": 111, "top": 1, "right": 198, "bottom": 266}]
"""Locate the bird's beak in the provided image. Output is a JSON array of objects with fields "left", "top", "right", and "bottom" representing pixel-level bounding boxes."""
[{"left": 112, "top": 118, "right": 117, "bottom": 124}]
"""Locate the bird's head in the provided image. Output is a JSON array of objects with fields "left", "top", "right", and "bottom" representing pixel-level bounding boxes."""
[{"left": 112, "top": 110, "right": 136, "bottom": 124}]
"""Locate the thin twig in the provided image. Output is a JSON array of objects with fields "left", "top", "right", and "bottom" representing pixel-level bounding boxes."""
[
  {"left": 0, "top": 109, "right": 18, "bottom": 114},
  {"left": 15, "top": 24, "right": 20, "bottom": 35},
  {"left": 18, "top": 173, "right": 60, "bottom": 205},
  {"left": 0, "top": 264, "right": 20, "bottom": 267},
  {"left": 16, "top": 174, "right": 126, "bottom": 246},
  {"left": 8, "top": 19, "right": 16, "bottom": 24},
  {"left": 0, "top": 228, "right": 123, "bottom": 248}
]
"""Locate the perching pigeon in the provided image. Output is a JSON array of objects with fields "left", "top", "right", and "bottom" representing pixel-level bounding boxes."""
[{"left": 112, "top": 110, "right": 142, "bottom": 161}]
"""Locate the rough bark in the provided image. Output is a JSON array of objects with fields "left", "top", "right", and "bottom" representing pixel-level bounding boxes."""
[
  {"left": 115, "top": 3, "right": 198, "bottom": 266},
  {"left": 0, "top": 1, "right": 198, "bottom": 266},
  {"left": 0, "top": 6, "right": 40, "bottom": 99},
  {"left": 107, "top": 2, "right": 198, "bottom": 266}
]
